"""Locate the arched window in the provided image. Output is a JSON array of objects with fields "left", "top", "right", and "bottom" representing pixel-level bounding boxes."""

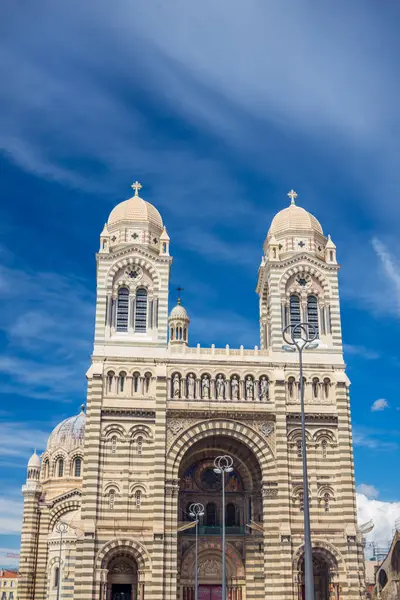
[
  {"left": 170, "top": 327, "right": 174, "bottom": 340},
  {"left": 323, "top": 378, "right": 330, "bottom": 399},
  {"left": 137, "top": 436, "right": 143, "bottom": 455},
  {"left": 133, "top": 372, "right": 139, "bottom": 393},
  {"left": 206, "top": 502, "right": 218, "bottom": 526},
  {"left": 116, "top": 287, "right": 129, "bottom": 332},
  {"left": 43, "top": 460, "right": 49, "bottom": 479},
  {"left": 321, "top": 439, "right": 328, "bottom": 458},
  {"left": 144, "top": 372, "right": 151, "bottom": 393},
  {"left": 57, "top": 459, "right": 64, "bottom": 477},
  {"left": 135, "top": 490, "right": 142, "bottom": 508},
  {"left": 312, "top": 377, "right": 319, "bottom": 399},
  {"left": 289, "top": 294, "right": 301, "bottom": 334},
  {"left": 109, "top": 489, "right": 116, "bottom": 510},
  {"left": 288, "top": 377, "right": 295, "bottom": 398},
  {"left": 111, "top": 436, "right": 117, "bottom": 455},
  {"left": 226, "top": 503, "right": 237, "bottom": 527},
  {"left": 135, "top": 288, "right": 148, "bottom": 332},
  {"left": 299, "top": 491, "right": 304, "bottom": 513},
  {"left": 323, "top": 492, "right": 330, "bottom": 513},
  {"left": 107, "top": 371, "right": 114, "bottom": 393},
  {"left": 74, "top": 457, "right": 82, "bottom": 477},
  {"left": 119, "top": 371, "right": 126, "bottom": 393},
  {"left": 307, "top": 295, "right": 319, "bottom": 336},
  {"left": 54, "top": 566, "right": 60, "bottom": 588}
]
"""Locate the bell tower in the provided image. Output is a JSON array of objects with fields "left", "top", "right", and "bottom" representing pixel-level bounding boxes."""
[
  {"left": 94, "top": 182, "right": 172, "bottom": 349},
  {"left": 256, "top": 190, "right": 342, "bottom": 354}
]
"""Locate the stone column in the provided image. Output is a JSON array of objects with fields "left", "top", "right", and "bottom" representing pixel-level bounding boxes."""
[{"left": 19, "top": 484, "right": 42, "bottom": 600}]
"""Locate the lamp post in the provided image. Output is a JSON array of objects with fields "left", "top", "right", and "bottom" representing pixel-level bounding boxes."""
[
  {"left": 213, "top": 455, "right": 233, "bottom": 600},
  {"left": 189, "top": 502, "right": 205, "bottom": 600},
  {"left": 55, "top": 520, "right": 68, "bottom": 600},
  {"left": 283, "top": 322, "right": 318, "bottom": 600}
]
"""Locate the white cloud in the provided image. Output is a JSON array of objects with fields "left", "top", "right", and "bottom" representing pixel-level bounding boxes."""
[
  {"left": 371, "top": 398, "right": 389, "bottom": 412},
  {"left": 371, "top": 238, "right": 400, "bottom": 314},
  {"left": 357, "top": 493, "right": 400, "bottom": 547},
  {"left": 357, "top": 484, "right": 380, "bottom": 499},
  {"left": 353, "top": 427, "right": 397, "bottom": 451}
]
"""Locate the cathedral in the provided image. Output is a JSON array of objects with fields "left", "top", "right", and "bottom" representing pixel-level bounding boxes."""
[{"left": 19, "top": 184, "right": 365, "bottom": 600}]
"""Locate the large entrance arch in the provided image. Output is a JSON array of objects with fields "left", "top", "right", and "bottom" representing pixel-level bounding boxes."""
[
  {"left": 174, "top": 428, "right": 269, "bottom": 600},
  {"left": 294, "top": 545, "right": 342, "bottom": 600}
]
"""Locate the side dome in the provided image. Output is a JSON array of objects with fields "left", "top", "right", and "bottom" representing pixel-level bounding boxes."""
[
  {"left": 47, "top": 406, "right": 86, "bottom": 452},
  {"left": 269, "top": 203, "right": 323, "bottom": 237},
  {"left": 28, "top": 450, "right": 41, "bottom": 469},
  {"left": 169, "top": 304, "right": 190, "bottom": 321}
]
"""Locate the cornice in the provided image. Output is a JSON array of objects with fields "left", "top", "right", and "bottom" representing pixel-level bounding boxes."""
[
  {"left": 101, "top": 408, "right": 156, "bottom": 419},
  {"left": 261, "top": 253, "right": 340, "bottom": 273},
  {"left": 97, "top": 245, "right": 172, "bottom": 265},
  {"left": 167, "top": 409, "right": 275, "bottom": 421},
  {"left": 287, "top": 413, "right": 338, "bottom": 424},
  {"left": 47, "top": 488, "right": 82, "bottom": 508}
]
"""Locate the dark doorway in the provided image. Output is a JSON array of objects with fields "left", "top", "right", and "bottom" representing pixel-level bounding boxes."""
[
  {"left": 112, "top": 584, "right": 132, "bottom": 600},
  {"left": 206, "top": 502, "right": 218, "bottom": 526},
  {"left": 198, "top": 585, "right": 223, "bottom": 599},
  {"left": 226, "top": 502, "right": 237, "bottom": 526}
]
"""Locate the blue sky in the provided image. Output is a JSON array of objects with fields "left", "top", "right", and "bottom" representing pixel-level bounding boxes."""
[{"left": 1, "top": 0, "right": 400, "bottom": 565}]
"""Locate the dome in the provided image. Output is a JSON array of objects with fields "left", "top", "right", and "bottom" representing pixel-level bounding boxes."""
[
  {"left": 28, "top": 450, "right": 41, "bottom": 469},
  {"left": 108, "top": 185, "right": 163, "bottom": 230},
  {"left": 169, "top": 303, "right": 189, "bottom": 321},
  {"left": 269, "top": 203, "right": 323, "bottom": 237},
  {"left": 47, "top": 406, "right": 86, "bottom": 452}
]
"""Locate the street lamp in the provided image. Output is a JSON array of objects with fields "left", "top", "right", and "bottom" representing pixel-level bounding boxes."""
[
  {"left": 213, "top": 455, "right": 233, "bottom": 600},
  {"left": 283, "top": 322, "right": 318, "bottom": 600},
  {"left": 55, "top": 520, "right": 68, "bottom": 600},
  {"left": 189, "top": 502, "right": 205, "bottom": 600}
]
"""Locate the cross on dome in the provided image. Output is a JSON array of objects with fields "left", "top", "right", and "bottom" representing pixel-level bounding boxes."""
[
  {"left": 176, "top": 286, "right": 184, "bottom": 305},
  {"left": 131, "top": 181, "right": 142, "bottom": 197},
  {"left": 287, "top": 189, "right": 298, "bottom": 205}
]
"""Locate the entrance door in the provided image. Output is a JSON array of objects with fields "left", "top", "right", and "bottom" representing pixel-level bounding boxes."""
[
  {"left": 112, "top": 584, "right": 132, "bottom": 600},
  {"left": 198, "top": 585, "right": 222, "bottom": 600}
]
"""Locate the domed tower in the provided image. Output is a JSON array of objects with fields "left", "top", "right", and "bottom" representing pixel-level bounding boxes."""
[
  {"left": 257, "top": 190, "right": 340, "bottom": 352},
  {"left": 168, "top": 296, "right": 190, "bottom": 347},
  {"left": 95, "top": 181, "right": 172, "bottom": 347}
]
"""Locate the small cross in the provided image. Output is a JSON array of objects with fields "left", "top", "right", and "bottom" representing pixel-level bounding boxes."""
[
  {"left": 131, "top": 181, "right": 142, "bottom": 197},
  {"left": 288, "top": 189, "right": 297, "bottom": 205},
  {"left": 176, "top": 286, "right": 184, "bottom": 305}
]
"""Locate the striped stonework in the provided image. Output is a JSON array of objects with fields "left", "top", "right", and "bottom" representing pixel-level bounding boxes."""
[{"left": 19, "top": 192, "right": 365, "bottom": 599}]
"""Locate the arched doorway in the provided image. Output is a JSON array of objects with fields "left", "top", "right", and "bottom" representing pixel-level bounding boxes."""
[
  {"left": 297, "top": 550, "right": 339, "bottom": 600},
  {"left": 106, "top": 553, "right": 138, "bottom": 600},
  {"left": 177, "top": 434, "right": 263, "bottom": 599}
]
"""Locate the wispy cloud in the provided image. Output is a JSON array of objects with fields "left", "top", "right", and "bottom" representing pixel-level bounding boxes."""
[
  {"left": 0, "top": 261, "right": 94, "bottom": 402},
  {"left": 353, "top": 426, "right": 398, "bottom": 451},
  {"left": 0, "top": 493, "right": 23, "bottom": 535},
  {"left": 372, "top": 238, "right": 400, "bottom": 314},
  {"left": 343, "top": 344, "right": 380, "bottom": 360},
  {"left": 371, "top": 398, "right": 389, "bottom": 412}
]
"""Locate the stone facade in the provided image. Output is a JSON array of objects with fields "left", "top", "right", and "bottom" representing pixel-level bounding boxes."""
[{"left": 19, "top": 185, "right": 365, "bottom": 600}]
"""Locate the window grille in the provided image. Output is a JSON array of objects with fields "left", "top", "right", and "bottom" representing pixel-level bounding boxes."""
[
  {"left": 109, "top": 490, "right": 115, "bottom": 510},
  {"left": 74, "top": 458, "right": 82, "bottom": 477},
  {"left": 111, "top": 436, "right": 117, "bottom": 455},
  {"left": 324, "top": 493, "right": 330, "bottom": 512},
  {"left": 296, "top": 440, "right": 302, "bottom": 458},
  {"left": 135, "top": 490, "right": 142, "bottom": 508},
  {"left": 299, "top": 492, "right": 304, "bottom": 512},
  {"left": 135, "top": 288, "right": 148, "bottom": 332},
  {"left": 116, "top": 287, "right": 129, "bottom": 332},
  {"left": 307, "top": 295, "right": 319, "bottom": 336},
  {"left": 289, "top": 295, "right": 301, "bottom": 336},
  {"left": 137, "top": 436, "right": 143, "bottom": 455}
]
